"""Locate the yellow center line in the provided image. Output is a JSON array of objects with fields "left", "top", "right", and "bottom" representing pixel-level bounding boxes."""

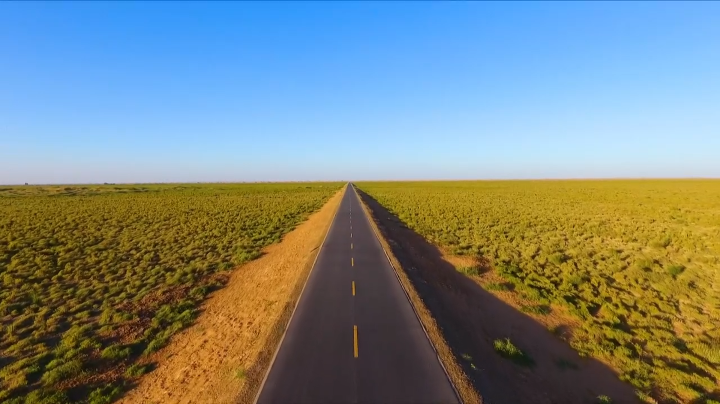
[
  {"left": 352, "top": 281, "right": 355, "bottom": 296},
  {"left": 351, "top": 257, "right": 354, "bottom": 267},
  {"left": 353, "top": 325, "right": 359, "bottom": 358},
  {"left": 351, "top": 243, "right": 353, "bottom": 249}
]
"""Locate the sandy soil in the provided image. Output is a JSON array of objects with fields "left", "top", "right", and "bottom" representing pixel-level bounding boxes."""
[
  {"left": 357, "top": 189, "right": 639, "bottom": 404},
  {"left": 118, "top": 189, "right": 343, "bottom": 404}
]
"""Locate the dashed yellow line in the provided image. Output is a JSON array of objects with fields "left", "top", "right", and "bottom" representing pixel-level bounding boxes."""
[
  {"left": 353, "top": 325, "right": 359, "bottom": 358},
  {"left": 351, "top": 243, "right": 353, "bottom": 249},
  {"left": 351, "top": 257, "right": 354, "bottom": 267},
  {"left": 352, "top": 281, "right": 356, "bottom": 296}
]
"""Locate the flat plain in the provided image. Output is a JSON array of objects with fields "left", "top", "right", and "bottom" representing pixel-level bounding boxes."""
[
  {"left": 0, "top": 183, "right": 341, "bottom": 404},
  {"left": 357, "top": 180, "right": 720, "bottom": 404}
]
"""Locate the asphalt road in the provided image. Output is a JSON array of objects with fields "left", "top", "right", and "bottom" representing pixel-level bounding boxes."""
[{"left": 255, "top": 186, "right": 459, "bottom": 404}]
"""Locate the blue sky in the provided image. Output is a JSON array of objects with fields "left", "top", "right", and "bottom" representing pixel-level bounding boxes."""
[{"left": 1, "top": 2, "right": 719, "bottom": 184}]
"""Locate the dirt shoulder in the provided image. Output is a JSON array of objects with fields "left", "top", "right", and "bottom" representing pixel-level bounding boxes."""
[
  {"left": 119, "top": 188, "right": 344, "bottom": 404},
  {"left": 356, "top": 189, "right": 639, "bottom": 404}
]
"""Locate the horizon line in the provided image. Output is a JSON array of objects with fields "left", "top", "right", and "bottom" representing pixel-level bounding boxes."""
[{"left": 3, "top": 176, "right": 720, "bottom": 187}]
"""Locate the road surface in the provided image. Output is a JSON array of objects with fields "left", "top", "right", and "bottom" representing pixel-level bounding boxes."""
[{"left": 255, "top": 185, "right": 459, "bottom": 404}]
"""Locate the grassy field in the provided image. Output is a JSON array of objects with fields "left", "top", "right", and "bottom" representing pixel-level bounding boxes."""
[
  {"left": 357, "top": 180, "right": 720, "bottom": 404},
  {"left": 0, "top": 183, "right": 341, "bottom": 404}
]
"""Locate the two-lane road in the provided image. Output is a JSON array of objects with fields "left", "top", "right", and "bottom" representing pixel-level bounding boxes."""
[{"left": 256, "top": 185, "right": 459, "bottom": 404}]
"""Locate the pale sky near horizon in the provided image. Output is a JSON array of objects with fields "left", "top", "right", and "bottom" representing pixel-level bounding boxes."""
[{"left": 1, "top": 2, "right": 719, "bottom": 184}]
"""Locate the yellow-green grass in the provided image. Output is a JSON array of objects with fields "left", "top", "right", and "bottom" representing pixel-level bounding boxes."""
[
  {"left": 357, "top": 180, "right": 720, "bottom": 404},
  {"left": 0, "top": 183, "right": 342, "bottom": 403}
]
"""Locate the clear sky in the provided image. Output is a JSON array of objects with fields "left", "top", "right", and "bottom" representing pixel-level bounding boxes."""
[{"left": 1, "top": 2, "right": 719, "bottom": 184}]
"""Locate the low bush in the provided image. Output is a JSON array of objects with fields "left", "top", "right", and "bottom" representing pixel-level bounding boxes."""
[
  {"left": 666, "top": 264, "right": 685, "bottom": 277},
  {"left": 40, "top": 359, "right": 83, "bottom": 386},
  {"left": 484, "top": 282, "right": 513, "bottom": 291},
  {"left": 520, "top": 304, "right": 551, "bottom": 315},
  {"left": 124, "top": 364, "right": 148, "bottom": 378},
  {"left": 493, "top": 338, "right": 534, "bottom": 367},
  {"left": 87, "top": 384, "right": 122, "bottom": 404},
  {"left": 100, "top": 344, "right": 131, "bottom": 362},
  {"left": 456, "top": 266, "right": 480, "bottom": 276}
]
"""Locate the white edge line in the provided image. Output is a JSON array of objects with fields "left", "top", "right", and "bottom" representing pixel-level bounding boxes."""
[
  {"left": 252, "top": 185, "right": 347, "bottom": 404},
  {"left": 350, "top": 184, "right": 464, "bottom": 404}
]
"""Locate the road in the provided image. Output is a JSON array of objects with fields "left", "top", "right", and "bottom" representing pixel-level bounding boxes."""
[{"left": 255, "top": 185, "right": 459, "bottom": 404}]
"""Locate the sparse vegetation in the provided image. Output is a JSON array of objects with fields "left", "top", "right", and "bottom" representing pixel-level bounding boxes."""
[
  {"left": 519, "top": 304, "right": 551, "bottom": 315},
  {"left": 493, "top": 338, "right": 533, "bottom": 367},
  {"left": 358, "top": 180, "right": 720, "bottom": 403},
  {"left": 123, "top": 364, "right": 147, "bottom": 378},
  {"left": 456, "top": 266, "right": 480, "bottom": 276},
  {"left": 87, "top": 384, "right": 122, "bottom": 404},
  {"left": 597, "top": 395, "right": 613, "bottom": 404},
  {"left": 0, "top": 183, "right": 341, "bottom": 402},
  {"left": 484, "top": 282, "right": 513, "bottom": 291}
]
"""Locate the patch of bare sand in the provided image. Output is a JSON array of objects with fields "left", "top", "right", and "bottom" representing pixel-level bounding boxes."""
[
  {"left": 119, "top": 188, "right": 344, "bottom": 404},
  {"left": 357, "top": 189, "right": 639, "bottom": 404}
]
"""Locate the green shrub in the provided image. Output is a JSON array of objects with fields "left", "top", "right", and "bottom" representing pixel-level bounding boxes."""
[
  {"left": 666, "top": 264, "right": 685, "bottom": 277},
  {"left": 23, "top": 389, "right": 68, "bottom": 404},
  {"left": 125, "top": 363, "right": 148, "bottom": 377},
  {"left": 143, "top": 337, "right": 167, "bottom": 356},
  {"left": 694, "top": 342, "right": 720, "bottom": 364},
  {"left": 520, "top": 304, "right": 551, "bottom": 315},
  {"left": 635, "top": 258, "right": 654, "bottom": 271},
  {"left": 597, "top": 395, "right": 612, "bottom": 404},
  {"left": 566, "top": 273, "right": 585, "bottom": 286},
  {"left": 41, "top": 359, "right": 83, "bottom": 385},
  {"left": 234, "top": 250, "right": 261, "bottom": 264},
  {"left": 100, "top": 344, "right": 131, "bottom": 361},
  {"left": 456, "top": 266, "right": 480, "bottom": 276},
  {"left": 484, "top": 282, "right": 512, "bottom": 291},
  {"left": 87, "top": 384, "right": 122, "bottom": 404},
  {"left": 493, "top": 338, "right": 534, "bottom": 366},
  {"left": 549, "top": 252, "right": 567, "bottom": 265},
  {"left": 650, "top": 236, "right": 671, "bottom": 248},
  {"left": 189, "top": 286, "right": 208, "bottom": 300}
]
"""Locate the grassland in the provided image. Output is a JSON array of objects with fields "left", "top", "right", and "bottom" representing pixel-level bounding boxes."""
[
  {"left": 357, "top": 180, "right": 720, "bottom": 404},
  {"left": 0, "top": 183, "right": 341, "bottom": 404}
]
